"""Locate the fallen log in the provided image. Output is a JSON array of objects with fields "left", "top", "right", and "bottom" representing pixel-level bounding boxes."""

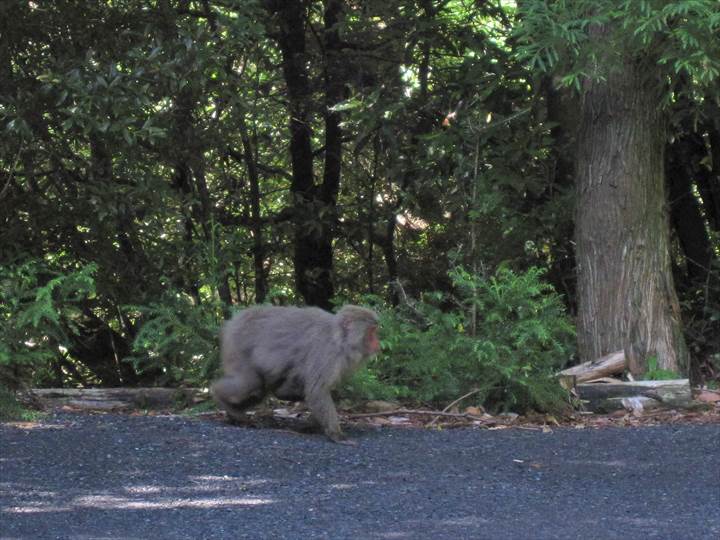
[
  {"left": 558, "top": 351, "right": 626, "bottom": 384},
  {"left": 614, "top": 396, "right": 662, "bottom": 414},
  {"left": 26, "top": 388, "right": 209, "bottom": 411},
  {"left": 576, "top": 379, "right": 691, "bottom": 412}
]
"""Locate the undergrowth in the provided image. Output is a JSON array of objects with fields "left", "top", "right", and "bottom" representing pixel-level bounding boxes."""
[{"left": 342, "top": 266, "right": 575, "bottom": 413}]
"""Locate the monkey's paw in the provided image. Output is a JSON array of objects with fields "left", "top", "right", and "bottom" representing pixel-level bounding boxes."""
[
  {"left": 327, "top": 431, "right": 357, "bottom": 445},
  {"left": 335, "top": 438, "right": 358, "bottom": 446}
]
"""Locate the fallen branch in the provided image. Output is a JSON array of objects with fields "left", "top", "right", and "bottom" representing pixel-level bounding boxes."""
[
  {"left": 558, "top": 350, "right": 626, "bottom": 384},
  {"left": 427, "top": 388, "right": 483, "bottom": 427},
  {"left": 348, "top": 408, "right": 489, "bottom": 422}
]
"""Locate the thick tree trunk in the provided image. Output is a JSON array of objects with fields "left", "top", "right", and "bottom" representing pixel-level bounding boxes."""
[
  {"left": 272, "top": 0, "right": 336, "bottom": 309},
  {"left": 313, "top": 0, "right": 345, "bottom": 306},
  {"left": 575, "top": 55, "right": 688, "bottom": 375}
]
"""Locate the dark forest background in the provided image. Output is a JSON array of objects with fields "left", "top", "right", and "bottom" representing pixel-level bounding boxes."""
[{"left": 1, "top": 0, "right": 718, "bottom": 412}]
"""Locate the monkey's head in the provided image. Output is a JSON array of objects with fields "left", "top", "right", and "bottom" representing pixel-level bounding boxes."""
[{"left": 337, "top": 305, "right": 381, "bottom": 358}]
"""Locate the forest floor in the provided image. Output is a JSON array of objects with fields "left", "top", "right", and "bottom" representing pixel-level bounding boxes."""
[{"left": 1, "top": 408, "right": 719, "bottom": 539}]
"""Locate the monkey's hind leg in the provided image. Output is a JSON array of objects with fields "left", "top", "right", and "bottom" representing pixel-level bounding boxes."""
[{"left": 212, "top": 373, "right": 264, "bottom": 423}]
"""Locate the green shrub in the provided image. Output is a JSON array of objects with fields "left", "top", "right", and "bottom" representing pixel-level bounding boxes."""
[
  {"left": 125, "top": 292, "right": 222, "bottom": 386},
  {"left": 343, "top": 266, "right": 575, "bottom": 413},
  {"left": 340, "top": 363, "right": 409, "bottom": 402},
  {"left": 643, "top": 356, "right": 680, "bottom": 381},
  {"left": 0, "top": 385, "right": 26, "bottom": 421},
  {"left": 0, "top": 261, "right": 97, "bottom": 388}
]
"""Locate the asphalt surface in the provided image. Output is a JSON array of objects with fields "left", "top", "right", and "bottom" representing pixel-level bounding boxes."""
[{"left": 1, "top": 412, "right": 719, "bottom": 540}]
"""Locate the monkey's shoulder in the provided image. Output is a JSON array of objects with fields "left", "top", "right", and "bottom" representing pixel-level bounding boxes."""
[
  {"left": 337, "top": 305, "right": 379, "bottom": 324},
  {"left": 231, "top": 305, "right": 334, "bottom": 323}
]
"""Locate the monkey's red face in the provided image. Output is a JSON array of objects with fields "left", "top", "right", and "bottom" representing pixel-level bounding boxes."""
[{"left": 366, "top": 325, "right": 380, "bottom": 355}]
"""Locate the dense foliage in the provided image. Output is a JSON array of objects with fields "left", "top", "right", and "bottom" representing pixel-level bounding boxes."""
[
  {"left": 1, "top": 1, "right": 718, "bottom": 412},
  {"left": 345, "top": 266, "right": 574, "bottom": 412}
]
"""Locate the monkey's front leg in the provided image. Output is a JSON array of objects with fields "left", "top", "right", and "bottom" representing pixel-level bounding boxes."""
[{"left": 305, "top": 389, "right": 355, "bottom": 444}]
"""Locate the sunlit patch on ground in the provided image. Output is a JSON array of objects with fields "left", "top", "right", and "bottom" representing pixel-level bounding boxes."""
[
  {"left": 73, "top": 494, "right": 275, "bottom": 510},
  {"left": 2, "top": 493, "right": 275, "bottom": 513},
  {"left": 4, "top": 422, "right": 66, "bottom": 430}
]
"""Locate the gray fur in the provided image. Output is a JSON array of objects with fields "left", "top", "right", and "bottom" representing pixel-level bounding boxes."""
[{"left": 212, "top": 304, "right": 379, "bottom": 442}]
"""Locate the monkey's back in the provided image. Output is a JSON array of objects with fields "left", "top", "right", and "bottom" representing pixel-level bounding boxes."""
[{"left": 220, "top": 306, "right": 338, "bottom": 375}]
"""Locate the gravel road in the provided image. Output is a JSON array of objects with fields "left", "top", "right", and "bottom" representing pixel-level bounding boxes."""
[{"left": 1, "top": 412, "right": 719, "bottom": 539}]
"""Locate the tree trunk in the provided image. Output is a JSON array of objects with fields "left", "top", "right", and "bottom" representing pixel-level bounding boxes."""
[
  {"left": 315, "top": 0, "right": 345, "bottom": 304},
  {"left": 239, "top": 119, "right": 268, "bottom": 304},
  {"left": 575, "top": 53, "right": 688, "bottom": 375},
  {"left": 272, "top": 0, "right": 336, "bottom": 309}
]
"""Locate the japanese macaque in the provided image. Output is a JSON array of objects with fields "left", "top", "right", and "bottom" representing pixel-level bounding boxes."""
[{"left": 212, "top": 305, "right": 380, "bottom": 443}]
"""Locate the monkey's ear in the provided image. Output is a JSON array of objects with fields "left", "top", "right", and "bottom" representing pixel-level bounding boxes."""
[
  {"left": 340, "top": 320, "right": 353, "bottom": 341},
  {"left": 337, "top": 310, "right": 351, "bottom": 329}
]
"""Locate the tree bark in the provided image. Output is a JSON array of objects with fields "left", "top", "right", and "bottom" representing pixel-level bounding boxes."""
[
  {"left": 272, "top": 0, "right": 337, "bottom": 309},
  {"left": 575, "top": 51, "right": 689, "bottom": 375},
  {"left": 239, "top": 119, "right": 268, "bottom": 304},
  {"left": 315, "top": 0, "right": 345, "bottom": 303}
]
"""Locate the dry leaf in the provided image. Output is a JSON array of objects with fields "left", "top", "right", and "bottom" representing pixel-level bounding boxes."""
[
  {"left": 364, "top": 400, "right": 399, "bottom": 413},
  {"left": 696, "top": 390, "right": 720, "bottom": 403}
]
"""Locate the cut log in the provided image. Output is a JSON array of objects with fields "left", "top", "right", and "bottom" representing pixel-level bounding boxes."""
[
  {"left": 617, "top": 396, "right": 662, "bottom": 414},
  {"left": 576, "top": 379, "right": 691, "bottom": 412},
  {"left": 26, "top": 388, "right": 209, "bottom": 410},
  {"left": 558, "top": 351, "right": 626, "bottom": 384}
]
